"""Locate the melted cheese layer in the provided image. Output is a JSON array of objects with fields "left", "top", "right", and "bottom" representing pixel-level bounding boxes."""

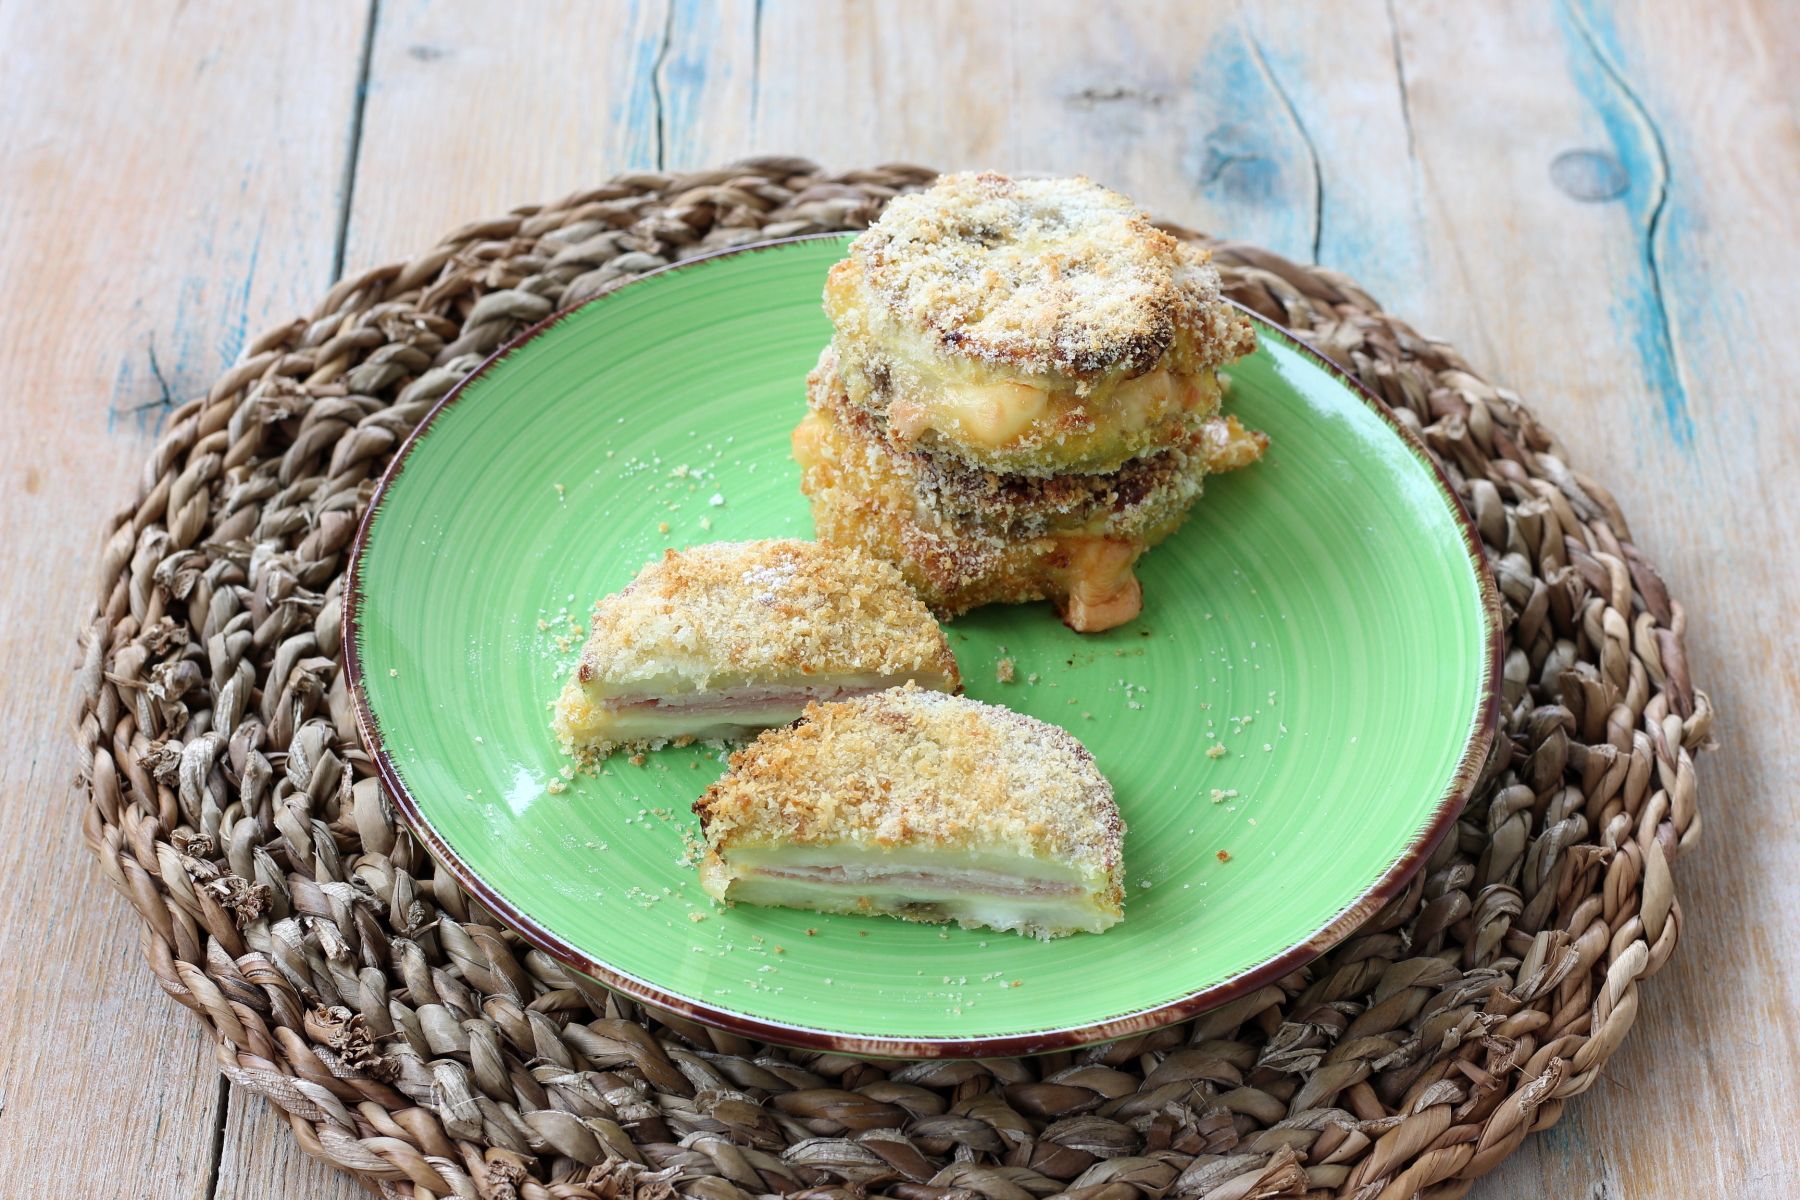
[
  {"left": 827, "top": 260, "right": 1234, "bottom": 475},
  {"left": 701, "top": 846, "right": 1120, "bottom": 938}
]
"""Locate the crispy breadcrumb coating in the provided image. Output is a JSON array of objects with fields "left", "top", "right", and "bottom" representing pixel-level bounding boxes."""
[
  {"left": 821, "top": 174, "right": 1257, "bottom": 475},
  {"left": 794, "top": 364, "right": 1265, "bottom": 623},
  {"left": 694, "top": 683, "right": 1124, "bottom": 909},
  {"left": 835, "top": 172, "right": 1254, "bottom": 380},
  {"left": 566, "top": 539, "right": 957, "bottom": 694},
  {"left": 804, "top": 348, "right": 1244, "bottom": 535},
  {"left": 553, "top": 540, "right": 959, "bottom": 755}
]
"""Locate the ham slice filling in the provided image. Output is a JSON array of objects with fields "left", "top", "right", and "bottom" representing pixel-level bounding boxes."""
[
  {"left": 752, "top": 862, "right": 1082, "bottom": 899},
  {"left": 606, "top": 683, "right": 885, "bottom": 715}
]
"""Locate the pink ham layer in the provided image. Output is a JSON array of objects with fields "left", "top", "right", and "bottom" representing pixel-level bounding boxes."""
[
  {"left": 606, "top": 683, "right": 888, "bottom": 715},
  {"left": 752, "top": 863, "right": 1082, "bottom": 899}
]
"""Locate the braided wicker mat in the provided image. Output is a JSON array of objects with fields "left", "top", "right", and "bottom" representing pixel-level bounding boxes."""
[{"left": 75, "top": 159, "right": 1711, "bottom": 1200}]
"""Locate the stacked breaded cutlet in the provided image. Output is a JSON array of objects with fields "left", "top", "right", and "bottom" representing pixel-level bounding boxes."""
[{"left": 793, "top": 172, "right": 1266, "bottom": 632}]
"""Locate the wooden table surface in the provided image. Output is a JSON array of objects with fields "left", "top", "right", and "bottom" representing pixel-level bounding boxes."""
[{"left": 3, "top": 2, "right": 1794, "bottom": 1195}]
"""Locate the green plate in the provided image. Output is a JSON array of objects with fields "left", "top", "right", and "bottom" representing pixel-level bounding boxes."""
[{"left": 346, "top": 234, "right": 1500, "bottom": 1057}]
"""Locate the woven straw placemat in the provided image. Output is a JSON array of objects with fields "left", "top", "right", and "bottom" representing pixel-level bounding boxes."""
[{"left": 75, "top": 159, "right": 1710, "bottom": 1200}]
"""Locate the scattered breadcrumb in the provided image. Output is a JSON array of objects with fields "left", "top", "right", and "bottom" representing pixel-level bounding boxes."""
[
  {"left": 388, "top": 668, "right": 398, "bottom": 678},
  {"left": 657, "top": 521, "right": 671, "bottom": 534},
  {"left": 687, "top": 911, "right": 707, "bottom": 922},
  {"left": 1216, "top": 850, "right": 1232, "bottom": 863},
  {"left": 547, "top": 780, "right": 567, "bottom": 795},
  {"left": 708, "top": 493, "right": 725, "bottom": 507},
  {"left": 1206, "top": 744, "right": 1227, "bottom": 759},
  {"left": 995, "top": 657, "right": 1016, "bottom": 683},
  {"left": 553, "top": 482, "right": 565, "bottom": 498}
]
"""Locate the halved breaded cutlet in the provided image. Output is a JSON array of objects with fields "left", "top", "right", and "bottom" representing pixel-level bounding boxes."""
[
  {"left": 694, "top": 684, "right": 1125, "bottom": 938},
  {"left": 553, "top": 540, "right": 959, "bottom": 760}
]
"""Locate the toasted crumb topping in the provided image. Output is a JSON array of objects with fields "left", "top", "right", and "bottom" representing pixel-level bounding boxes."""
[
  {"left": 841, "top": 172, "right": 1246, "bottom": 379},
  {"left": 568, "top": 539, "right": 960, "bottom": 694},
  {"left": 695, "top": 684, "right": 1124, "bottom": 883}
]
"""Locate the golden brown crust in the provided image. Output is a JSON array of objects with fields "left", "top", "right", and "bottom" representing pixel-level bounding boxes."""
[
  {"left": 793, "top": 363, "right": 1264, "bottom": 620},
  {"left": 798, "top": 173, "right": 1266, "bottom": 628},
  {"left": 837, "top": 172, "right": 1251, "bottom": 380},
  {"left": 563, "top": 539, "right": 960, "bottom": 696},
  {"left": 800, "top": 462, "right": 1182, "bottom": 622},
  {"left": 693, "top": 684, "right": 1124, "bottom": 901},
  {"left": 805, "top": 348, "right": 1225, "bottom": 534}
]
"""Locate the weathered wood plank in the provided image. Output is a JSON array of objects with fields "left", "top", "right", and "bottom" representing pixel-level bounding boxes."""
[
  {"left": 1386, "top": 1, "right": 1800, "bottom": 1195},
  {"left": 1231, "top": 3, "right": 1434, "bottom": 313},
  {"left": 337, "top": 0, "right": 674, "bottom": 272},
  {"left": 0, "top": 1, "right": 372, "bottom": 1198},
  {"left": 737, "top": 1, "right": 1325, "bottom": 257},
  {"left": 214, "top": 1092, "right": 368, "bottom": 1200}
]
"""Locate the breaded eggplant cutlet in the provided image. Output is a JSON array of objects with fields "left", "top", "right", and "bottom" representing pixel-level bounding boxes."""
[
  {"left": 801, "top": 347, "right": 1261, "bottom": 536},
  {"left": 553, "top": 540, "right": 960, "bottom": 760},
  {"left": 795, "top": 357, "right": 1266, "bottom": 625},
  {"left": 800, "top": 172, "right": 1267, "bottom": 631},
  {"left": 824, "top": 171, "right": 1257, "bottom": 477},
  {"left": 694, "top": 684, "right": 1125, "bottom": 938}
]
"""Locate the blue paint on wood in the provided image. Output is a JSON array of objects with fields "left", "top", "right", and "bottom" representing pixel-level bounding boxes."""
[
  {"left": 613, "top": 0, "right": 671, "bottom": 170},
  {"left": 658, "top": 0, "right": 745, "bottom": 170},
  {"left": 106, "top": 330, "right": 176, "bottom": 437},
  {"left": 1560, "top": 0, "right": 1696, "bottom": 449},
  {"left": 1180, "top": 26, "right": 1316, "bottom": 263},
  {"left": 1535, "top": 1107, "right": 1590, "bottom": 1162},
  {"left": 105, "top": 354, "right": 134, "bottom": 436},
  {"left": 1237, "top": 26, "right": 1429, "bottom": 313},
  {"left": 171, "top": 274, "right": 206, "bottom": 383},
  {"left": 218, "top": 223, "right": 262, "bottom": 368}
]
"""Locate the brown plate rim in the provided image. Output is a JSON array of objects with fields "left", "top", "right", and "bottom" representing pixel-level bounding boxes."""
[{"left": 343, "top": 232, "right": 1505, "bottom": 1058}]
